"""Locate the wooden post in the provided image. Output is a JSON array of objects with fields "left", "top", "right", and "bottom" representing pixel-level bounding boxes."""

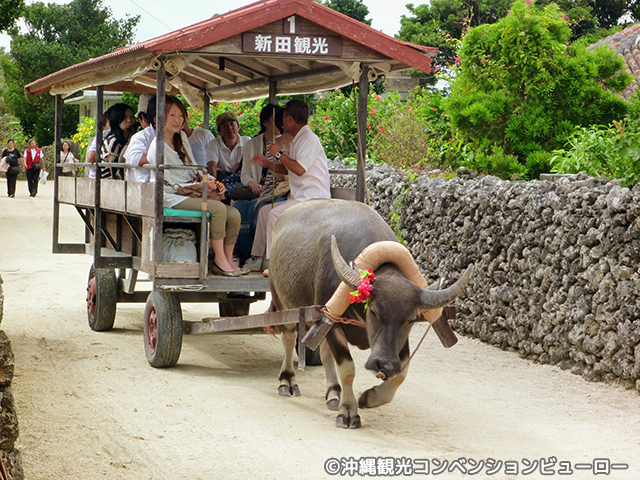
[
  {"left": 203, "top": 94, "right": 210, "bottom": 130},
  {"left": 52, "top": 94, "right": 63, "bottom": 253},
  {"left": 94, "top": 86, "right": 104, "bottom": 267},
  {"left": 269, "top": 80, "right": 277, "bottom": 104},
  {"left": 153, "top": 61, "right": 167, "bottom": 269},
  {"left": 356, "top": 65, "right": 369, "bottom": 203}
]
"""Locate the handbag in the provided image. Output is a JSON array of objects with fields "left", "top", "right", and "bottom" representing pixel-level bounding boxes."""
[
  {"left": 273, "top": 177, "right": 290, "bottom": 198},
  {"left": 171, "top": 147, "right": 225, "bottom": 200},
  {"left": 174, "top": 181, "right": 224, "bottom": 200},
  {"left": 0, "top": 157, "right": 8, "bottom": 173},
  {"left": 229, "top": 185, "right": 259, "bottom": 200},
  {"left": 61, "top": 152, "right": 77, "bottom": 173}
]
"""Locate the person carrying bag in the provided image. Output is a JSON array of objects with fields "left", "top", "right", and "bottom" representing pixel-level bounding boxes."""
[{"left": 60, "top": 141, "right": 78, "bottom": 175}]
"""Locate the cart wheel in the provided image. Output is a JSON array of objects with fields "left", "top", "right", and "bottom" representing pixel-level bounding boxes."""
[
  {"left": 295, "top": 338, "right": 322, "bottom": 366},
  {"left": 86, "top": 266, "right": 117, "bottom": 332},
  {"left": 219, "top": 301, "right": 250, "bottom": 317},
  {"left": 305, "top": 346, "right": 322, "bottom": 366},
  {"left": 144, "top": 291, "right": 183, "bottom": 368}
]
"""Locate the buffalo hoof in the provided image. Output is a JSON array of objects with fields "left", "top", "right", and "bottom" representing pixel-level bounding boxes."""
[
  {"left": 349, "top": 415, "right": 362, "bottom": 429},
  {"left": 291, "top": 384, "right": 301, "bottom": 397},
  {"left": 335, "top": 415, "right": 349, "bottom": 429},
  {"left": 278, "top": 385, "right": 291, "bottom": 396},
  {"left": 278, "top": 384, "right": 301, "bottom": 397},
  {"left": 326, "top": 398, "right": 339, "bottom": 411},
  {"left": 335, "top": 414, "right": 362, "bottom": 429}
]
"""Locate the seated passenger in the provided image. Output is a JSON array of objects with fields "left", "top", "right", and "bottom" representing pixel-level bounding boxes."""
[
  {"left": 241, "top": 104, "right": 285, "bottom": 197},
  {"left": 86, "top": 108, "right": 112, "bottom": 178},
  {"left": 124, "top": 94, "right": 156, "bottom": 183},
  {"left": 241, "top": 104, "right": 291, "bottom": 269},
  {"left": 206, "top": 111, "right": 250, "bottom": 196},
  {"left": 100, "top": 103, "right": 136, "bottom": 179},
  {"left": 147, "top": 95, "right": 247, "bottom": 277},
  {"left": 248, "top": 100, "right": 331, "bottom": 275},
  {"left": 183, "top": 122, "right": 214, "bottom": 168}
]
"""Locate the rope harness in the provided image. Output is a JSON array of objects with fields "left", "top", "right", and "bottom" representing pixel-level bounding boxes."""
[{"left": 321, "top": 307, "right": 366, "bottom": 328}]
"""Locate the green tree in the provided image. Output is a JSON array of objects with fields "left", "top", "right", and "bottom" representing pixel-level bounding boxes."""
[
  {"left": 445, "top": 0, "right": 631, "bottom": 169},
  {"left": 321, "top": 0, "right": 371, "bottom": 25},
  {"left": 1, "top": 0, "right": 139, "bottom": 145},
  {"left": 398, "top": 0, "right": 514, "bottom": 66},
  {"left": 0, "top": 0, "right": 24, "bottom": 32},
  {"left": 398, "top": 0, "right": 639, "bottom": 67},
  {"left": 0, "top": 48, "right": 23, "bottom": 143}
]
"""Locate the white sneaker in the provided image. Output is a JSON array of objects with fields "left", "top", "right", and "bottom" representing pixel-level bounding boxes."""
[{"left": 244, "top": 256, "right": 268, "bottom": 271}]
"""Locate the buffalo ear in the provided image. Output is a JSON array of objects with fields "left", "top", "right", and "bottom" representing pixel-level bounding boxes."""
[{"left": 330, "top": 235, "right": 361, "bottom": 289}]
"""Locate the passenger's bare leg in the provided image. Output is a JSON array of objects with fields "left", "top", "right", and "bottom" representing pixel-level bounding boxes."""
[
  {"left": 211, "top": 238, "right": 235, "bottom": 272},
  {"left": 223, "top": 243, "right": 240, "bottom": 271}
]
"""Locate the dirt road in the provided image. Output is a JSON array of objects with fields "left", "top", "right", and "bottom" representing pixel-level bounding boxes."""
[{"left": 0, "top": 178, "right": 638, "bottom": 480}]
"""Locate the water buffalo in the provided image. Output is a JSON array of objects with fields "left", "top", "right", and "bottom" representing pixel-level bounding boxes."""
[{"left": 269, "top": 199, "right": 472, "bottom": 428}]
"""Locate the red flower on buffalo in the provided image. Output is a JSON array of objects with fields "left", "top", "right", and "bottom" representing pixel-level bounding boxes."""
[{"left": 349, "top": 269, "right": 375, "bottom": 310}]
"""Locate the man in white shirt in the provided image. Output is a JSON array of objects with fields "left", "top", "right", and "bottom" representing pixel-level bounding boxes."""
[
  {"left": 183, "top": 123, "right": 214, "bottom": 168},
  {"left": 124, "top": 94, "right": 155, "bottom": 182},
  {"left": 247, "top": 100, "right": 331, "bottom": 272},
  {"left": 206, "top": 111, "right": 250, "bottom": 179}
]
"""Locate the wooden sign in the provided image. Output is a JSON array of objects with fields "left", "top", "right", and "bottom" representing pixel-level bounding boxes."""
[{"left": 243, "top": 33, "right": 342, "bottom": 56}]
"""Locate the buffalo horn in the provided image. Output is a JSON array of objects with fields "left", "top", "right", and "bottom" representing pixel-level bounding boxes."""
[
  {"left": 330, "top": 235, "right": 361, "bottom": 289},
  {"left": 419, "top": 265, "right": 474, "bottom": 310}
]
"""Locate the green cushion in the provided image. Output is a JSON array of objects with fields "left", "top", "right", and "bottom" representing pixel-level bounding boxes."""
[{"left": 163, "top": 208, "right": 210, "bottom": 218}]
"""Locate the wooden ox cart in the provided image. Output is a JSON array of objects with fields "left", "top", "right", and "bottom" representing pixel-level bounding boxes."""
[{"left": 25, "top": 0, "right": 437, "bottom": 367}]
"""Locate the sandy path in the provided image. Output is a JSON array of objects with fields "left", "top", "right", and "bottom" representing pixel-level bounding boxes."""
[{"left": 0, "top": 178, "right": 638, "bottom": 480}]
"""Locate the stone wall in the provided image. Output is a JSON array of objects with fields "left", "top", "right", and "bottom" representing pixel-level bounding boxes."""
[
  {"left": 0, "top": 276, "right": 24, "bottom": 480},
  {"left": 333, "top": 166, "right": 640, "bottom": 391}
]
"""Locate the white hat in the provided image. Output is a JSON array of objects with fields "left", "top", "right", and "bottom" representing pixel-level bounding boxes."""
[{"left": 137, "top": 93, "right": 154, "bottom": 116}]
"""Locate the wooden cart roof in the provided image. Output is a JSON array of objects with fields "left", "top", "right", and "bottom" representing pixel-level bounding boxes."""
[{"left": 24, "top": 0, "right": 436, "bottom": 104}]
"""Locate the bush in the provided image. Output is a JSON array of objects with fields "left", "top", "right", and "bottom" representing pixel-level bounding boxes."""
[
  {"left": 309, "top": 90, "right": 361, "bottom": 162},
  {"left": 525, "top": 150, "right": 553, "bottom": 179},
  {"left": 369, "top": 89, "right": 453, "bottom": 170},
  {"left": 370, "top": 108, "right": 431, "bottom": 170},
  {"left": 550, "top": 120, "right": 640, "bottom": 186},
  {"left": 72, "top": 116, "right": 96, "bottom": 162},
  {"left": 445, "top": 0, "right": 631, "bottom": 166},
  {"left": 461, "top": 146, "right": 528, "bottom": 180}
]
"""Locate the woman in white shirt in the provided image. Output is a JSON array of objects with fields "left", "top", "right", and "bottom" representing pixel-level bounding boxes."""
[
  {"left": 148, "top": 96, "right": 245, "bottom": 277},
  {"left": 60, "top": 141, "right": 77, "bottom": 176}
]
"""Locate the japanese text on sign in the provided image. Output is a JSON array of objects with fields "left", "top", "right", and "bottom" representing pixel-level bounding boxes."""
[{"left": 242, "top": 33, "right": 342, "bottom": 56}]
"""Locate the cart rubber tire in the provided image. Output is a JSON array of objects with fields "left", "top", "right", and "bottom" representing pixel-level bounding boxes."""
[
  {"left": 305, "top": 345, "right": 322, "bottom": 366},
  {"left": 219, "top": 301, "right": 250, "bottom": 317},
  {"left": 86, "top": 266, "right": 117, "bottom": 332},
  {"left": 144, "top": 291, "right": 183, "bottom": 368},
  {"left": 295, "top": 337, "right": 322, "bottom": 366}
]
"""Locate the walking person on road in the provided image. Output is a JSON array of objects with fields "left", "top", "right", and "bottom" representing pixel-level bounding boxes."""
[
  {"left": 2, "top": 139, "right": 23, "bottom": 198},
  {"left": 24, "top": 139, "right": 45, "bottom": 197}
]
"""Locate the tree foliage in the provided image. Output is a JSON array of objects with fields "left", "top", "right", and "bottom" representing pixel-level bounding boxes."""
[
  {"left": 398, "top": 0, "right": 640, "bottom": 66},
  {"left": 1, "top": 0, "right": 139, "bottom": 145},
  {"left": 398, "top": 1, "right": 512, "bottom": 65},
  {"left": 0, "top": 0, "right": 24, "bottom": 33},
  {"left": 321, "top": 0, "right": 371, "bottom": 25},
  {"left": 445, "top": 0, "right": 631, "bottom": 171}
]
